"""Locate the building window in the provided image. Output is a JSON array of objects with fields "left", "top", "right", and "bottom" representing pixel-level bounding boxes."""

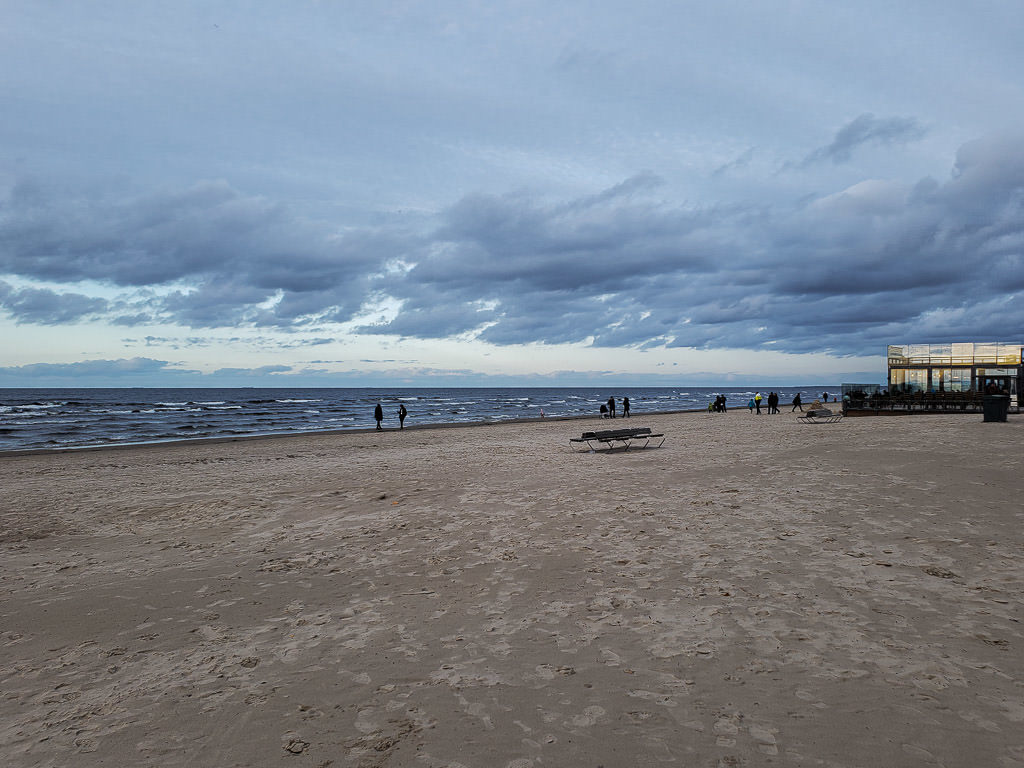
[
  {"left": 890, "top": 368, "right": 906, "bottom": 391},
  {"left": 950, "top": 369, "right": 972, "bottom": 392}
]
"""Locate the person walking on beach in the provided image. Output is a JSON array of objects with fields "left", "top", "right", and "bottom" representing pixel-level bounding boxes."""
[
  {"left": 622, "top": 397, "right": 630, "bottom": 417},
  {"left": 768, "top": 391, "right": 779, "bottom": 414},
  {"left": 754, "top": 392, "right": 763, "bottom": 415},
  {"left": 397, "top": 403, "right": 407, "bottom": 429},
  {"left": 822, "top": 391, "right": 828, "bottom": 403},
  {"left": 607, "top": 396, "right": 616, "bottom": 418},
  {"left": 748, "top": 397, "right": 755, "bottom": 413},
  {"left": 374, "top": 402, "right": 384, "bottom": 430},
  {"left": 792, "top": 392, "right": 803, "bottom": 412}
]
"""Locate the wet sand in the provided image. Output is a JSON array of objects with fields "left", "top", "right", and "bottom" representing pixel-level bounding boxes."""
[{"left": 1, "top": 409, "right": 1022, "bottom": 767}]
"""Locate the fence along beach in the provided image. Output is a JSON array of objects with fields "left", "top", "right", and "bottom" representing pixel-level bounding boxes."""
[{"left": 1, "top": 408, "right": 1021, "bottom": 766}]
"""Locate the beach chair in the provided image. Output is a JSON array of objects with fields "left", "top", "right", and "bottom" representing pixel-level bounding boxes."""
[
  {"left": 569, "top": 427, "right": 666, "bottom": 452},
  {"left": 797, "top": 408, "right": 842, "bottom": 424}
]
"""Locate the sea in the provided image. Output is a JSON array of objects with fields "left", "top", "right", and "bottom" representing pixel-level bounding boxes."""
[{"left": 0, "top": 386, "right": 837, "bottom": 452}]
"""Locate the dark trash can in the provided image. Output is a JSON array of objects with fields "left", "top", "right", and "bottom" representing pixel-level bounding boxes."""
[{"left": 982, "top": 394, "right": 1010, "bottom": 422}]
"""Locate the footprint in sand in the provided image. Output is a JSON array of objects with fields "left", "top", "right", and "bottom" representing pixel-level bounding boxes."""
[
  {"left": 794, "top": 689, "right": 828, "bottom": 709},
  {"left": 714, "top": 718, "right": 738, "bottom": 735},
  {"left": 566, "top": 706, "right": 606, "bottom": 728},
  {"left": 534, "top": 663, "right": 575, "bottom": 679},
  {"left": 749, "top": 724, "right": 779, "bottom": 755}
]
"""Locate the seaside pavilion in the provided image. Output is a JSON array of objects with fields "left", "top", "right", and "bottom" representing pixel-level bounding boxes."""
[{"left": 887, "top": 342, "right": 1024, "bottom": 408}]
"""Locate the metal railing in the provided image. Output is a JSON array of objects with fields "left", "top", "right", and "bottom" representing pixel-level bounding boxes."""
[
  {"left": 845, "top": 391, "right": 1020, "bottom": 414},
  {"left": 887, "top": 343, "right": 1023, "bottom": 366}
]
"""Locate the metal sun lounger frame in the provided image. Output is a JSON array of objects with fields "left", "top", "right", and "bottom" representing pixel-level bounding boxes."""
[
  {"left": 569, "top": 427, "right": 666, "bottom": 452},
  {"left": 797, "top": 409, "right": 843, "bottom": 424}
]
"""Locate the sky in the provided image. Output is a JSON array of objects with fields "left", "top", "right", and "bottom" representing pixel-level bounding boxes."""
[{"left": 2, "top": 1, "right": 1023, "bottom": 387}]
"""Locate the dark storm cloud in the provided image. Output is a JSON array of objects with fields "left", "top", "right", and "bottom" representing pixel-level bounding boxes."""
[
  {"left": 801, "top": 113, "right": 927, "bottom": 166},
  {"left": 0, "top": 280, "right": 107, "bottom": 324},
  {"left": 376, "top": 133, "right": 1024, "bottom": 355},
  {"left": 0, "top": 179, "right": 407, "bottom": 327},
  {"left": 3, "top": 135, "right": 1023, "bottom": 357},
  {"left": 358, "top": 297, "right": 497, "bottom": 339},
  {"left": 407, "top": 177, "right": 715, "bottom": 294}
]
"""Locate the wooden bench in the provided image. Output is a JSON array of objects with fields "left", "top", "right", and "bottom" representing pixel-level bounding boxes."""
[{"left": 570, "top": 427, "right": 665, "bottom": 451}]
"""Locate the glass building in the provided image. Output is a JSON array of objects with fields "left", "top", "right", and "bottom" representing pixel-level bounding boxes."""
[{"left": 887, "top": 342, "right": 1023, "bottom": 406}]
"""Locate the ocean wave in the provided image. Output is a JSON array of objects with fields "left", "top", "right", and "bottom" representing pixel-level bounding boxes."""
[{"left": 0, "top": 386, "right": 832, "bottom": 451}]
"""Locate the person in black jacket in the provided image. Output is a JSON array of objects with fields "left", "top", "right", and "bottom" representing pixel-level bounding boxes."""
[
  {"left": 374, "top": 402, "right": 384, "bottom": 430},
  {"left": 398, "top": 403, "right": 407, "bottom": 429}
]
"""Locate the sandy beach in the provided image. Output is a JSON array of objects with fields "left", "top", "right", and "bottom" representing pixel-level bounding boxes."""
[{"left": 1, "top": 409, "right": 1022, "bottom": 768}]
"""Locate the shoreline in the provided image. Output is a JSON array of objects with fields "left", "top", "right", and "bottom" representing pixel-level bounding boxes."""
[{"left": 0, "top": 407, "right": 711, "bottom": 458}]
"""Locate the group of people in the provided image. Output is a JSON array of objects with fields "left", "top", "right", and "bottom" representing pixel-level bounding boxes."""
[
  {"left": 746, "top": 391, "right": 779, "bottom": 414},
  {"left": 600, "top": 396, "right": 630, "bottom": 418},
  {"left": 374, "top": 390, "right": 831, "bottom": 428},
  {"left": 745, "top": 391, "right": 796, "bottom": 414},
  {"left": 744, "top": 391, "right": 827, "bottom": 414},
  {"left": 373, "top": 402, "right": 408, "bottom": 430},
  {"left": 709, "top": 394, "right": 728, "bottom": 412}
]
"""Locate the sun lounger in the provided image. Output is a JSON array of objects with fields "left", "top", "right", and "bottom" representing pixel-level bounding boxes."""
[
  {"left": 797, "top": 408, "right": 842, "bottom": 424},
  {"left": 569, "top": 427, "right": 666, "bottom": 451}
]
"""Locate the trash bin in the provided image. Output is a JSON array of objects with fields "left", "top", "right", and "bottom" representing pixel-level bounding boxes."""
[{"left": 982, "top": 394, "right": 1010, "bottom": 422}]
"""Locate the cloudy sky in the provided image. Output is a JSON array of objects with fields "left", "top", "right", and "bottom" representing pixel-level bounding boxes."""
[{"left": 2, "top": 1, "right": 1023, "bottom": 387}]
